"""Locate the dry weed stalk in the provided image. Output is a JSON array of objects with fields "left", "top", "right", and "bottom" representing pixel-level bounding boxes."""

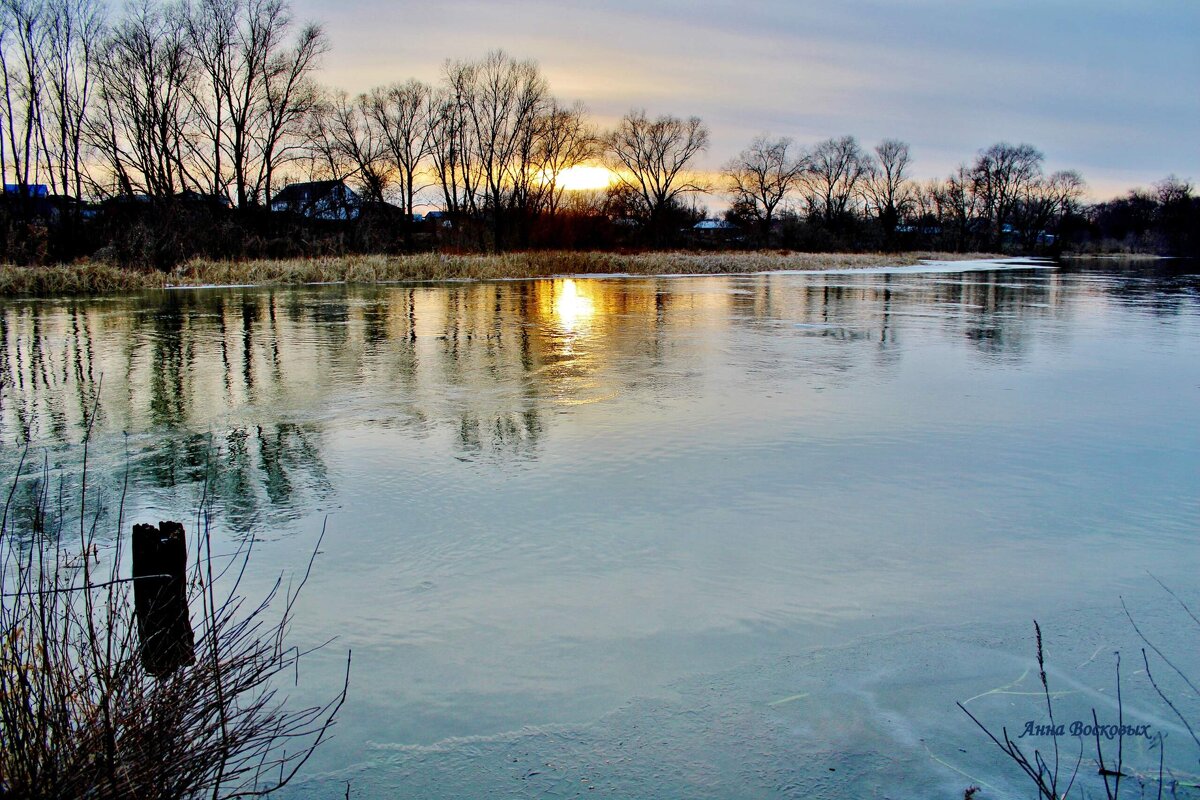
[
  {"left": 960, "top": 599, "right": 1200, "bottom": 800},
  {"left": 0, "top": 415, "right": 349, "bottom": 798},
  {"left": 958, "top": 621, "right": 1085, "bottom": 800}
]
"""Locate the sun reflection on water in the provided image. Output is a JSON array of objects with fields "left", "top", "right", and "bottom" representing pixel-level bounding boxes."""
[{"left": 552, "top": 279, "right": 595, "bottom": 332}]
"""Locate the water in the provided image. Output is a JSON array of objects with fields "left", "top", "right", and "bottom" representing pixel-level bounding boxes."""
[{"left": 2, "top": 259, "right": 1198, "bottom": 797}]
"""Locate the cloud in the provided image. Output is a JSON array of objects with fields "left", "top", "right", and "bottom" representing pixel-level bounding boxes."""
[{"left": 295, "top": 0, "right": 1200, "bottom": 195}]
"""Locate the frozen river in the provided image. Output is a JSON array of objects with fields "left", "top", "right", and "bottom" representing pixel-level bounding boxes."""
[{"left": 2, "top": 258, "right": 1198, "bottom": 797}]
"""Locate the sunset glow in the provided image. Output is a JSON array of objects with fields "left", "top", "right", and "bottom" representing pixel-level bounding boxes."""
[{"left": 542, "top": 165, "right": 615, "bottom": 192}]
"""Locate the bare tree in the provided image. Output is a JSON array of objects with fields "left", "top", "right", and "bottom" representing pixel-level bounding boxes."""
[
  {"left": 529, "top": 100, "right": 595, "bottom": 218},
  {"left": 426, "top": 60, "right": 481, "bottom": 220},
  {"left": 801, "top": 134, "right": 870, "bottom": 225},
  {"left": 253, "top": 15, "right": 323, "bottom": 205},
  {"left": 311, "top": 89, "right": 388, "bottom": 202},
  {"left": 41, "top": 0, "right": 103, "bottom": 208},
  {"left": 971, "top": 142, "right": 1044, "bottom": 247},
  {"left": 913, "top": 178, "right": 940, "bottom": 225},
  {"left": 424, "top": 85, "right": 457, "bottom": 216},
  {"left": 456, "top": 49, "right": 548, "bottom": 249},
  {"left": 932, "top": 164, "right": 980, "bottom": 251},
  {"left": 1014, "top": 169, "right": 1085, "bottom": 248},
  {"left": 90, "top": 0, "right": 199, "bottom": 198},
  {"left": 723, "top": 134, "right": 805, "bottom": 240},
  {"left": 301, "top": 90, "right": 348, "bottom": 183},
  {"left": 864, "top": 138, "right": 913, "bottom": 242},
  {"left": 185, "top": 0, "right": 325, "bottom": 207},
  {"left": 4, "top": 0, "right": 319, "bottom": 211},
  {"left": 182, "top": 0, "right": 236, "bottom": 198},
  {"left": 605, "top": 108, "right": 709, "bottom": 234},
  {"left": 1153, "top": 174, "right": 1192, "bottom": 206},
  {"left": 0, "top": 0, "right": 50, "bottom": 198},
  {"left": 363, "top": 78, "right": 432, "bottom": 219}
]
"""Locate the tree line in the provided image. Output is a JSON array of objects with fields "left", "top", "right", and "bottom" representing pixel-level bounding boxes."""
[
  {"left": 1, "top": 0, "right": 1196, "bottom": 266},
  {"left": 723, "top": 136, "right": 1089, "bottom": 253}
]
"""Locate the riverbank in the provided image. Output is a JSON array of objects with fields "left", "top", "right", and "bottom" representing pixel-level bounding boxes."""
[{"left": 0, "top": 251, "right": 1006, "bottom": 296}]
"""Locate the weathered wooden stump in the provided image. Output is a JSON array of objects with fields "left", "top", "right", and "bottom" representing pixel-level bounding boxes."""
[{"left": 132, "top": 521, "right": 195, "bottom": 676}]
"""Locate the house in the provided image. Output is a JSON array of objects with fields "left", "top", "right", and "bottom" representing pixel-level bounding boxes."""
[
  {"left": 177, "top": 189, "right": 233, "bottom": 209},
  {"left": 423, "top": 210, "right": 453, "bottom": 228},
  {"left": 2, "top": 184, "right": 77, "bottom": 222},
  {"left": 4, "top": 183, "right": 49, "bottom": 198},
  {"left": 270, "top": 180, "right": 361, "bottom": 220},
  {"left": 693, "top": 219, "right": 737, "bottom": 232},
  {"left": 690, "top": 218, "right": 740, "bottom": 244}
]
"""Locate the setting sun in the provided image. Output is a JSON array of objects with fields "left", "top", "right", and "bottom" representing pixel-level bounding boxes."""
[{"left": 542, "top": 165, "right": 615, "bottom": 191}]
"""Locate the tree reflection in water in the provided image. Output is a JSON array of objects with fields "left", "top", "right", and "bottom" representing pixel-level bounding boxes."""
[{"left": 1, "top": 263, "right": 1193, "bottom": 539}]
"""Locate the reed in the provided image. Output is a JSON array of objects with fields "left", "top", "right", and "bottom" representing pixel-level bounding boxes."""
[{"left": 0, "top": 250, "right": 1005, "bottom": 295}]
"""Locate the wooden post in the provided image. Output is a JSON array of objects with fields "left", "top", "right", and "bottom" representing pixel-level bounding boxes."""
[{"left": 132, "top": 521, "right": 195, "bottom": 676}]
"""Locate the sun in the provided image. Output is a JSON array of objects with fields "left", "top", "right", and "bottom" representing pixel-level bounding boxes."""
[{"left": 541, "top": 165, "right": 615, "bottom": 191}]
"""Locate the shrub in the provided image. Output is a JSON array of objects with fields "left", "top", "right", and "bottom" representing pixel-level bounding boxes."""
[{"left": 0, "top": 438, "right": 349, "bottom": 798}]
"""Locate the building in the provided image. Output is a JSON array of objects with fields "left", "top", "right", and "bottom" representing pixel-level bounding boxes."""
[
  {"left": 270, "top": 180, "right": 361, "bottom": 220},
  {"left": 690, "top": 218, "right": 741, "bottom": 244},
  {"left": 4, "top": 183, "right": 49, "bottom": 198},
  {"left": 693, "top": 219, "right": 738, "bottom": 232}
]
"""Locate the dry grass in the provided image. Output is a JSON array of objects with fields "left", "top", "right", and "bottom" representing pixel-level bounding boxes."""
[
  {"left": 0, "top": 250, "right": 1007, "bottom": 296},
  {"left": 1, "top": 435, "right": 349, "bottom": 799},
  {"left": 0, "top": 261, "right": 171, "bottom": 295}
]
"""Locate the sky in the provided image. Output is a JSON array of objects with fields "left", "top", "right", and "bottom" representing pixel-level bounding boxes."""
[{"left": 292, "top": 0, "right": 1200, "bottom": 203}]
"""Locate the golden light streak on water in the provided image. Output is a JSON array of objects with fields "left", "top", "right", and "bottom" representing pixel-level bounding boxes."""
[{"left": 551, "top": 278, "right": 595, "bottom": 332}]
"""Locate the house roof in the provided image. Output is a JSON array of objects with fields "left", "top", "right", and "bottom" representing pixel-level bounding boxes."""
[
  {"left": 270, "top": 180, "right": 353, "bottom": 206},
  {"left": 694, "top": 218, "right": 737, "bottom": 230},
  {"left": 4, "top": 183, "right": 49, "bottom": 197}
]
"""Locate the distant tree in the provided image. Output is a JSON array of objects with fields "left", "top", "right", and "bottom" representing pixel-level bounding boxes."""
[
  {"left": 1088, "top": 189, "right": 1158, "bottom": 247},
  {"left": 90, "top": 1, "right": 197, "bottom": 198},
  {"left": 530, "top": 100, "right": 596, "bottom": 218},
  {"left": 864, "top": 138, "right": 913, "bottom": 244},
  {"left": 426, "top": 67, "right": 475, "bottom": 219},
  {"left": 183, "top": 0, "right": 237, "bottom": 198},
  {"left": 0, "top": 0, "right": 50, "bottom": 196},
  {"left": 1084, "top": 177, "right": 1198, "bottom": 256},
  {"left": 455, "top": 49, "right": 549, "bottom": 249},
  {"left": 933, "top": 164, "right": 981, "bottom": 252},
  {"left": 912, "top": 178, "right": 940, "bottom": 225},
  {"left": 604, "top": 109, "right": 709, "bottom": 237},
  {"left": 254, "top": 12, "right": 325, "bottom": 206},
  {"left": 302, "top": 89, "right": 349, "bottom": 184},
  {"left": 1152, "top": 175, "right": 1198, "bottom": 256},
  {"left": 363, "top": 78, "right": 433, "bottom": 219},
  {"left": 184, "top": 0, "right": 326, "bottom": 207},
  {"left": 723, "top": 134, "right": 805, "bottom": 241},
  {"left": 316, "top": 89, "right": 388, "bottom": 202},
  {"left": 801, "top": 135, "right": 870, "bottom": 225},
  {"left": 599, "top": 178, "right": 642, "bottom": 220},
  {"left": 43, "top": 0, "right": 105, "bottom": 207},
  {"left": 1155, "top": 174, "right": 1193, "bottom": 206},
  {"left": 970, "top": 142, "right": 1044, "bottom": 248},
  {"left": 1013, "top": 169, "right": 1085, "bottom": 249}
]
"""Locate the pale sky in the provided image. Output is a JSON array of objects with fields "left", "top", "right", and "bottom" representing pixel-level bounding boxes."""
[{"left": 293, "top": 0, "right": 1200, "bottom": 203}]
